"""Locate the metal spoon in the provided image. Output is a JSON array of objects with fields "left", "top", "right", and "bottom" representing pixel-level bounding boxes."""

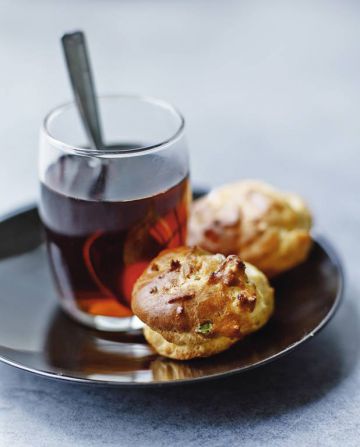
[
  {"left": 61, "top": 32, "right": 140, "bottom": 197},
  {"left": 62, "top": 30, "right": 109, "bottom": 197},
  {"left": 62, "top": 32, "right": 143, "bottom": 154},
  {"left": 62, "top": 30, "right": 104, "bottom": 150}
]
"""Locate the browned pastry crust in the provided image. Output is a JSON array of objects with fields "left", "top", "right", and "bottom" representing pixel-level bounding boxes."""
[
  {"left": 132, "top": 246, "right": 274, "bottom": 360},
  {"left": 188, "top": 180, "right": 312, "bottom": 277}
]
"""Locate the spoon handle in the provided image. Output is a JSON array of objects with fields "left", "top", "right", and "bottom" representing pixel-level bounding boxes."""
[{"left": 62, "top": 31, "right": 104, "bottom": 150}]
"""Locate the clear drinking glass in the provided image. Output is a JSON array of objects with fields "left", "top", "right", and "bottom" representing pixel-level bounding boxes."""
[{"left": 39, "top": 95, "right": 190, "bottom": 331}]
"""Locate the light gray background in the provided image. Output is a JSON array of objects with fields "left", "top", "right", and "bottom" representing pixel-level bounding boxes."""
[{"left": 0, "top": 0, "right": 359, "bottom": 446}]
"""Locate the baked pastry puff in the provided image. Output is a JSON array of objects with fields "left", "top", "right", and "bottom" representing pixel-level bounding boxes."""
[
  {"left": 132, "top": 246, "right": 274, "bottom": 360},
  {"left": 188, "top": 180, "right": 312, "bottom": 277}
]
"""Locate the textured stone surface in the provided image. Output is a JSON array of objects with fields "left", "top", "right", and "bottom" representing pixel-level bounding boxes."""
[{"left": 0, "top": 0, "right": 360, "bottom": 445}]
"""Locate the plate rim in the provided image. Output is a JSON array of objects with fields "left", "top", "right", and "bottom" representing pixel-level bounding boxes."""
[{"left": 0, "top": 204, "right": 345, "bottom": 388}]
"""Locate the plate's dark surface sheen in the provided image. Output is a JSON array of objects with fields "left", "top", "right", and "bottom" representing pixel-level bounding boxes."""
[{"left": 0, "top": 205, "right": 343, "bottom": 386}]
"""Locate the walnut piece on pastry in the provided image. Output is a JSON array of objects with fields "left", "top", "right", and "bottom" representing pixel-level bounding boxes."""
[
  {"left": 132, "top": 246, "right": 274, "bottom": 360},
  {"left": 188, "top": 180, "right": 312, "bottom": 277}
]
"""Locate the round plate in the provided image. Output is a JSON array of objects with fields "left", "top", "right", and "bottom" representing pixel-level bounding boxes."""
[{"left": 0, "top": 203, "right": 344, "bottom": 387}]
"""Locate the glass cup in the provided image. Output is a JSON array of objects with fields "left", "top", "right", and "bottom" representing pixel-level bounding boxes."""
[{"left": 39, "top": 95, "right": 190, "bottom": 332}]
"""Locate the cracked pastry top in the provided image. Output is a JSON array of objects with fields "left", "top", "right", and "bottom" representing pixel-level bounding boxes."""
[{"left": 132, "top": 246, "right": 274, "bottom": 360}]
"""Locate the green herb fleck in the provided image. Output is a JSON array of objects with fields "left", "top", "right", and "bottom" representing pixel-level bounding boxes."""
[{"left": 196, "top": 321, "right": 213, "bottom": 334}]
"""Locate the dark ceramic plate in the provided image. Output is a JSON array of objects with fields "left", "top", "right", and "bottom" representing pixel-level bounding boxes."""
[{"left": 0, "top": 202, "right": 344, "bottom": 387}]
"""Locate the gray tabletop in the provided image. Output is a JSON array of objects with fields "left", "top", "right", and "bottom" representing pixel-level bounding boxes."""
[{"left": 0, "top": 0, "right": 359, "bottom": 445}]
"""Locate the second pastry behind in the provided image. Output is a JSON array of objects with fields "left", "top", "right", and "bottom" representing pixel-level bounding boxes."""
[{"left": 188, "top": 180, "right": 312, "bottom": 277}]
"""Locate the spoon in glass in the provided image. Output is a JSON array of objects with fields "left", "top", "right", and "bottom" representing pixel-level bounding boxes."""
[
  {"left": 62, "top": 30, "right": 110, "bottom": 196},
  {"left": 62, "top": 30, "right": 104, "bottom": 150}
]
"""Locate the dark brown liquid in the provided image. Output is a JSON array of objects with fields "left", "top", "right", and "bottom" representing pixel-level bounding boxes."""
[{"left": 40, "top": 156, "right": 190, "bottom": 318}]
